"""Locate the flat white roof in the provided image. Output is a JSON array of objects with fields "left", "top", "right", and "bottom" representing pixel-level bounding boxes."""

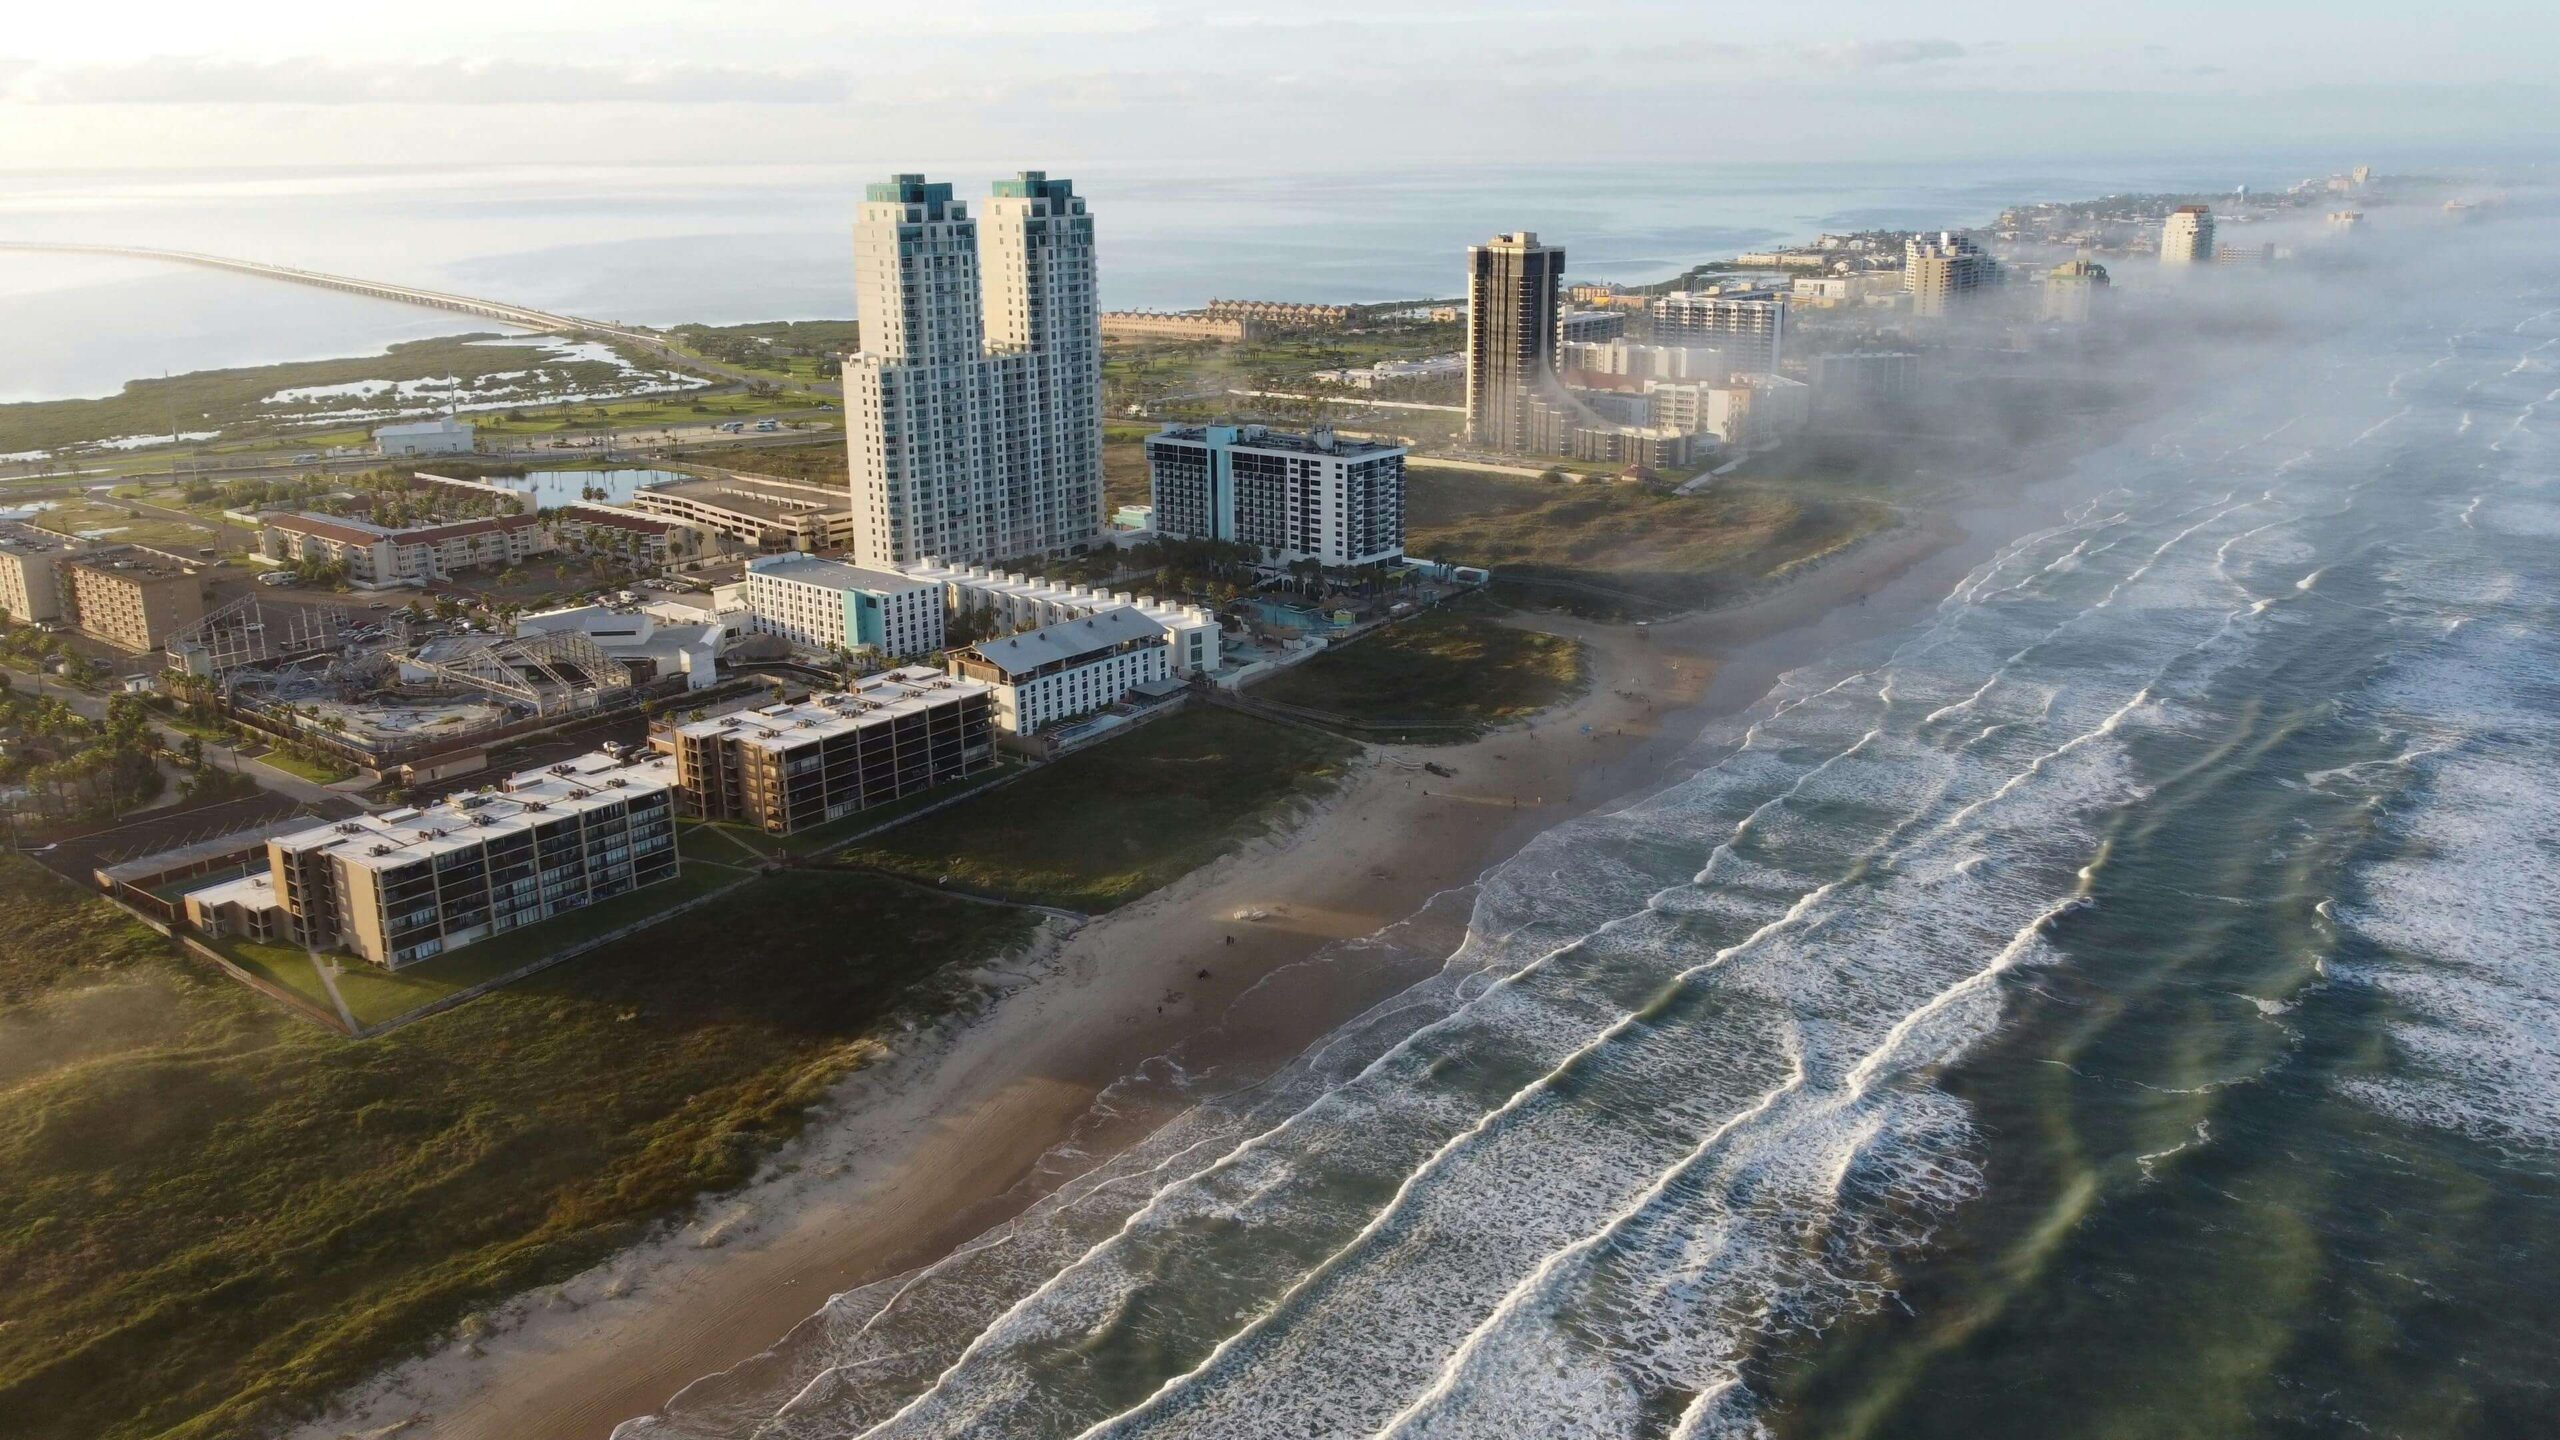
[
  {"left": 182, "top": 869, "right": 283, "bottom": 912},
  {"left": 671, "top": 666, "right": 987, "bottom": 749},
  {"left": 271, "top": 750, "right": 675, "bottom": 872},
  {"left": 747, "top": 554, "right": 933, "bottom": 595},
  {"left": 901, "top": 560, "right": 1215, "bottom": 626},
  {"left": 375, "top": 417, "right": 473, "bottom": 436}
]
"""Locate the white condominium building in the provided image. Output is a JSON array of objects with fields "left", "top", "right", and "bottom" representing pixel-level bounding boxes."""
[
  {"left": 845, "top": 172, "right": 1102, "bottom": 572},
  {"left": 901, "top": 558, "right": 1223, "bottom": 677},
  {"left": 948, "top": 606, "right": 1172, "bottom": 735},
  {"left": 1142, "top": 423, "right": 1407, "bottom": 569},
  {"left": 2162, "top": 206, "right": 2215, "bottom": 265},
  {"left": 742, "top": 552, "right": 944, "bottom": 658}
]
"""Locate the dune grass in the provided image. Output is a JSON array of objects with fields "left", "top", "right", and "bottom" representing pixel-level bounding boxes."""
[
  {"left": 838, "top": 706, "right": 1356, "bottom": 912},
  {"left": 0, "top": 858, "right": 1035, "bottom": 1440},
  {"left": 1250, "top": 606, "right": 1584, "bottom": 741}
]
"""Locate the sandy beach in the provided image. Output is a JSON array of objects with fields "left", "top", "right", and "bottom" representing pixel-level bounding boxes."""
[{"left": 292, "top": 500, "right": 2004, "bottom": 1440}]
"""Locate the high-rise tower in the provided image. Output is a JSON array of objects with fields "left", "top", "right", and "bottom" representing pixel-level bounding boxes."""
[
  {"left": 845, "top": 172, "right": 1101, "bottom": 570},
  {"left": 2161, "top": 205, "right": 2215, "bottom": 266},
  {"left": 1465, "top": 232, "right": 1565, "bottom": 452}
]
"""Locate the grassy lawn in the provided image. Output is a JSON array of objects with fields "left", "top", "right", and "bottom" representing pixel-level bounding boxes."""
[
  {"left": 21, "top": 498, "right": 221, "bottom": 551},
  {"left": 250, "top": 748, "right": 354, "bottom": 785},
  {"left": 1251, "top": 607, "right": 1585, "bottom": 741},
  {"left": 1405, "top": 467, "right": 1896, "bottom": 618},
  {"left": 207, "top": 860, "right": 749, "bottom": 1029},
  {"left": 0, "top": 856, "right": 1035, "bottom": 1440},
  {"left": 838, "top": 706, "right": 1356, "bottom": 911},
  {"left": 682, "top": 439, "right": 847, "bottom": 484}
]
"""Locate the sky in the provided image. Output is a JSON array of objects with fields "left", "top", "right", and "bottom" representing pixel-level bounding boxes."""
[{"left": 0, "top": 0, "right": 2554, "bottom": 172}]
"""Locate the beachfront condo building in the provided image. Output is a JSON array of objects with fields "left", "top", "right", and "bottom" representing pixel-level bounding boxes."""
[
  {"left": 198, "top": 749, "right": 680, "bottom": 968},
  {"left": 2162, "top": 206, "right": 2216, "bottom": 265},
  {"left": 1903, "top": 232, "right": 2000, "bottom": 318},
  {"left": 948, "top": 607, "right": 1172, "bottom": 736},
  {"left": 741, "top": 552, "right": 944, "bottom": 658},
  {"left": 899, "top": 558, "right": 1222, "bottom": 677},
  {"left": 845, "top": 172, "right": 1102, "bottom": 571},
  {"left": 1143, "top": 423, "right": 1407, "bottom": 569},
  {"left": 1465, "top": 231, "right": 1566, "bottom": 453},
  {"left": 0, "top": 524, "right": 78, "bottom": 624},
  {"left": 658, "top": 667, "right": 994, "bottom": 836},
  {"left": 1646, "top": 290, "right": 1786, "bottom": 372}
]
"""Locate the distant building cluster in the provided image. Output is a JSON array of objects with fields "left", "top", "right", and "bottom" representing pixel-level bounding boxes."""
[{"left": 1203, "top": 299, "right": 1354, "bottom": 329}]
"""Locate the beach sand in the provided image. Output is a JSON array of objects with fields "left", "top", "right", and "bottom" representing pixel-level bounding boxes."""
[{"left": 292, "top": 504, "right": 2001, "bottom": 1440}]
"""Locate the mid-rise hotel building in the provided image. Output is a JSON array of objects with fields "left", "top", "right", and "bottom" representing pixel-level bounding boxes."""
[
  {"left": 1646, "top": 290, "right": 1786, "bottom": 371},
  {"left": 194, "top": 749, "right": 680, "bottom": 968},
  {"left": 1904, "top": 233, "right": 1999, "bottom": 318},
  {"left": 659, "top": 667, "right": 994, "bottom": 835},
  {"left": 845, "top": 172, "right": 1102, "bottom": 571},
  {"left": 741, "top": 553, "right": 944, "bottom": 657},
  {"left": 1142, "top": 423, "right": 1407, "bottom": 569},
  {"left": 2161, "top": 206, "right": 2216, "bottom": 265},
  {"left": 949, "top": 607, "right": 1172, "bottom": 735}
]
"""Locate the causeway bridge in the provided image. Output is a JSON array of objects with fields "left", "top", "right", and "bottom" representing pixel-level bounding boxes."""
[{"left": 0, "top": 240, "right": 841, "bottom": 395}]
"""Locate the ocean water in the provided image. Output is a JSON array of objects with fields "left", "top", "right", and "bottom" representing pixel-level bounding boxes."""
[
  {"left": 610, "top": 207, "right": 2560, "bottom": 1438},
  {"left": 0, "top": 153, "right": 2378, "bottom": 403}
]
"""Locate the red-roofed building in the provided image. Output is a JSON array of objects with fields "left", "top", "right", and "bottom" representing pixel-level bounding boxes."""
[
  {"left": 260, "top": 510, "right": 552, "bottom": 589},
  {"left": 549, "top": 504, "right": 701, "bottom": 570}
]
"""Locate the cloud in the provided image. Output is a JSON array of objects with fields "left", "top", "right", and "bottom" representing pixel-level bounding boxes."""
[{"left": 2, "top": 56, "right": 848, "bottom": 105}]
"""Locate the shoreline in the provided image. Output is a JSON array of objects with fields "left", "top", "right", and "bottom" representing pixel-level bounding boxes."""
[{"left": 291, "top": 488, "right": 2037, "bottom": 1440}]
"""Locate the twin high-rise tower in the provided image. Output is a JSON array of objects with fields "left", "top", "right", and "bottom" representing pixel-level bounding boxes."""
[{"left": 846, "top": 173, "right": 1102, "bottom": 571}]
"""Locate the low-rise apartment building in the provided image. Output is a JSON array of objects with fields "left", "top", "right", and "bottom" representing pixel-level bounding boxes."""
[
  {"left": 901, "top": 559, "right": 1222, "bottom": 677},
  {"left": 260, "top": 511, "right": 551, "bottom": 588},
  {"left": 626, "top": 474, "right": 855, "bottom": 553},
  {"left": 659, "top": 666, "right": 994, "bottom": 834},
  {"left": 550, "top": 504, "right": 700, "bottom": 569},
  {"left": 63, "top": 548, "right": 205, "bottom": 652},
  {"left": 202, "top": 749, "right": 679, "bottom": 968},
  {"left": 0, "top": 525, "right": 80, "bottom": 623},
  {"left": 1100, "top": 311, "right": 1258, "bottom": 343},
  {"left": 948, "top": 607, "right": 1172, "bottom": 735},
  {"left": 742, "top": 553, "right": 944, "bottom": 658}
]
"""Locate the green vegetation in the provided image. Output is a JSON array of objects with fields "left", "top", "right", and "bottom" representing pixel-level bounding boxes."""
[
  {"left": 1405, "top": 466, "right": 1895, "bottom": 618},
  {"left": 682, "top": 438, "right": 845, "bottom": 484},
  {"left": 0, "top": 333, "right": 669, "bottom": 457},
  {"left": 209, "top": 860, "right": 748, "bottom": 1028},
  {"left": 1251, "top": 606, "right": 1584, "bottom": 741},
  {"left": 14, "top": 497, "right": 220, "bottom": 551},
  {"left": 248, "top": 746, "right": 354, "bottom": 785},
  {"left": 665, "top": 320, "right": 861, "bottom": 385},
  {"left": 0, "top": 680, "right": 169, "bottom": 823},
  {"left": 839, "top": 706, "right": 1356, "bottom": 911},
  {"left": 0, "top": 857, "right": 1036, "bottom": 1440}
]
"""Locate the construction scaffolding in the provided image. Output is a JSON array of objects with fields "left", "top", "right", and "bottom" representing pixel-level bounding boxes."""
[
  {"left": 414, "top": 630, "right": 635, "bottom": 717},
  {"left": 166, "top": 596, "right": 353, "bottom": 682}
]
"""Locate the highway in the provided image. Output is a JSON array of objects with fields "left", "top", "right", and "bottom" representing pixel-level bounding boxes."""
[{"left": 0, "top": 240, "right": 844, "bottom": 400}]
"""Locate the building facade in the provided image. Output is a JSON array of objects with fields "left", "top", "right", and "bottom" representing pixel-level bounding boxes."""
[
  {"left": 845, "top": 172, "right": 1102, "bottom": 571},
  {"left": 901, "top": 559, "right": 1221, "bottom": 677},
  {"left": 1143, "top": 423, "right": 1407, "bottom": 569},
  {"left": 624, "top": 474, "right": 851, "bottom": 553},
  {"left": 261, "top": 511, "right": 552, "bottom": 588},
  {"left": 1203, "top": 299, "right": 1352, "bottom": 328},
  {"left": 245, "top": 750, "right": 678, "bottom": 967},
  {"left": 742, "top": 553, "right": 944, "bottom": 657},
  {"left": 0, "top": 526, "right": 78, "bottom": 623},
  {"left": 1465, "top": 231, "right": 1566, "bottom": 452},
  {"left": 1100, "top": 312, "right": 1257, "bottom": 343},
  {"left": 948, "top": 607, "right": 1172, "bottom": 735},
  {"left": 63, "top": 549, "right": 205, "bottom": 652},
  {"left": 1647, "top": 290, "right": 1787, "bottom": 370},
  {"left": 1903, "top": 233, "right": 1998, "bottom": 317},
  {"left": 2162, "top": 206, "right": 2216, "bottom": 265},
  {"left": 660, "top": 666, "right": 994, "bottom": 835}
]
